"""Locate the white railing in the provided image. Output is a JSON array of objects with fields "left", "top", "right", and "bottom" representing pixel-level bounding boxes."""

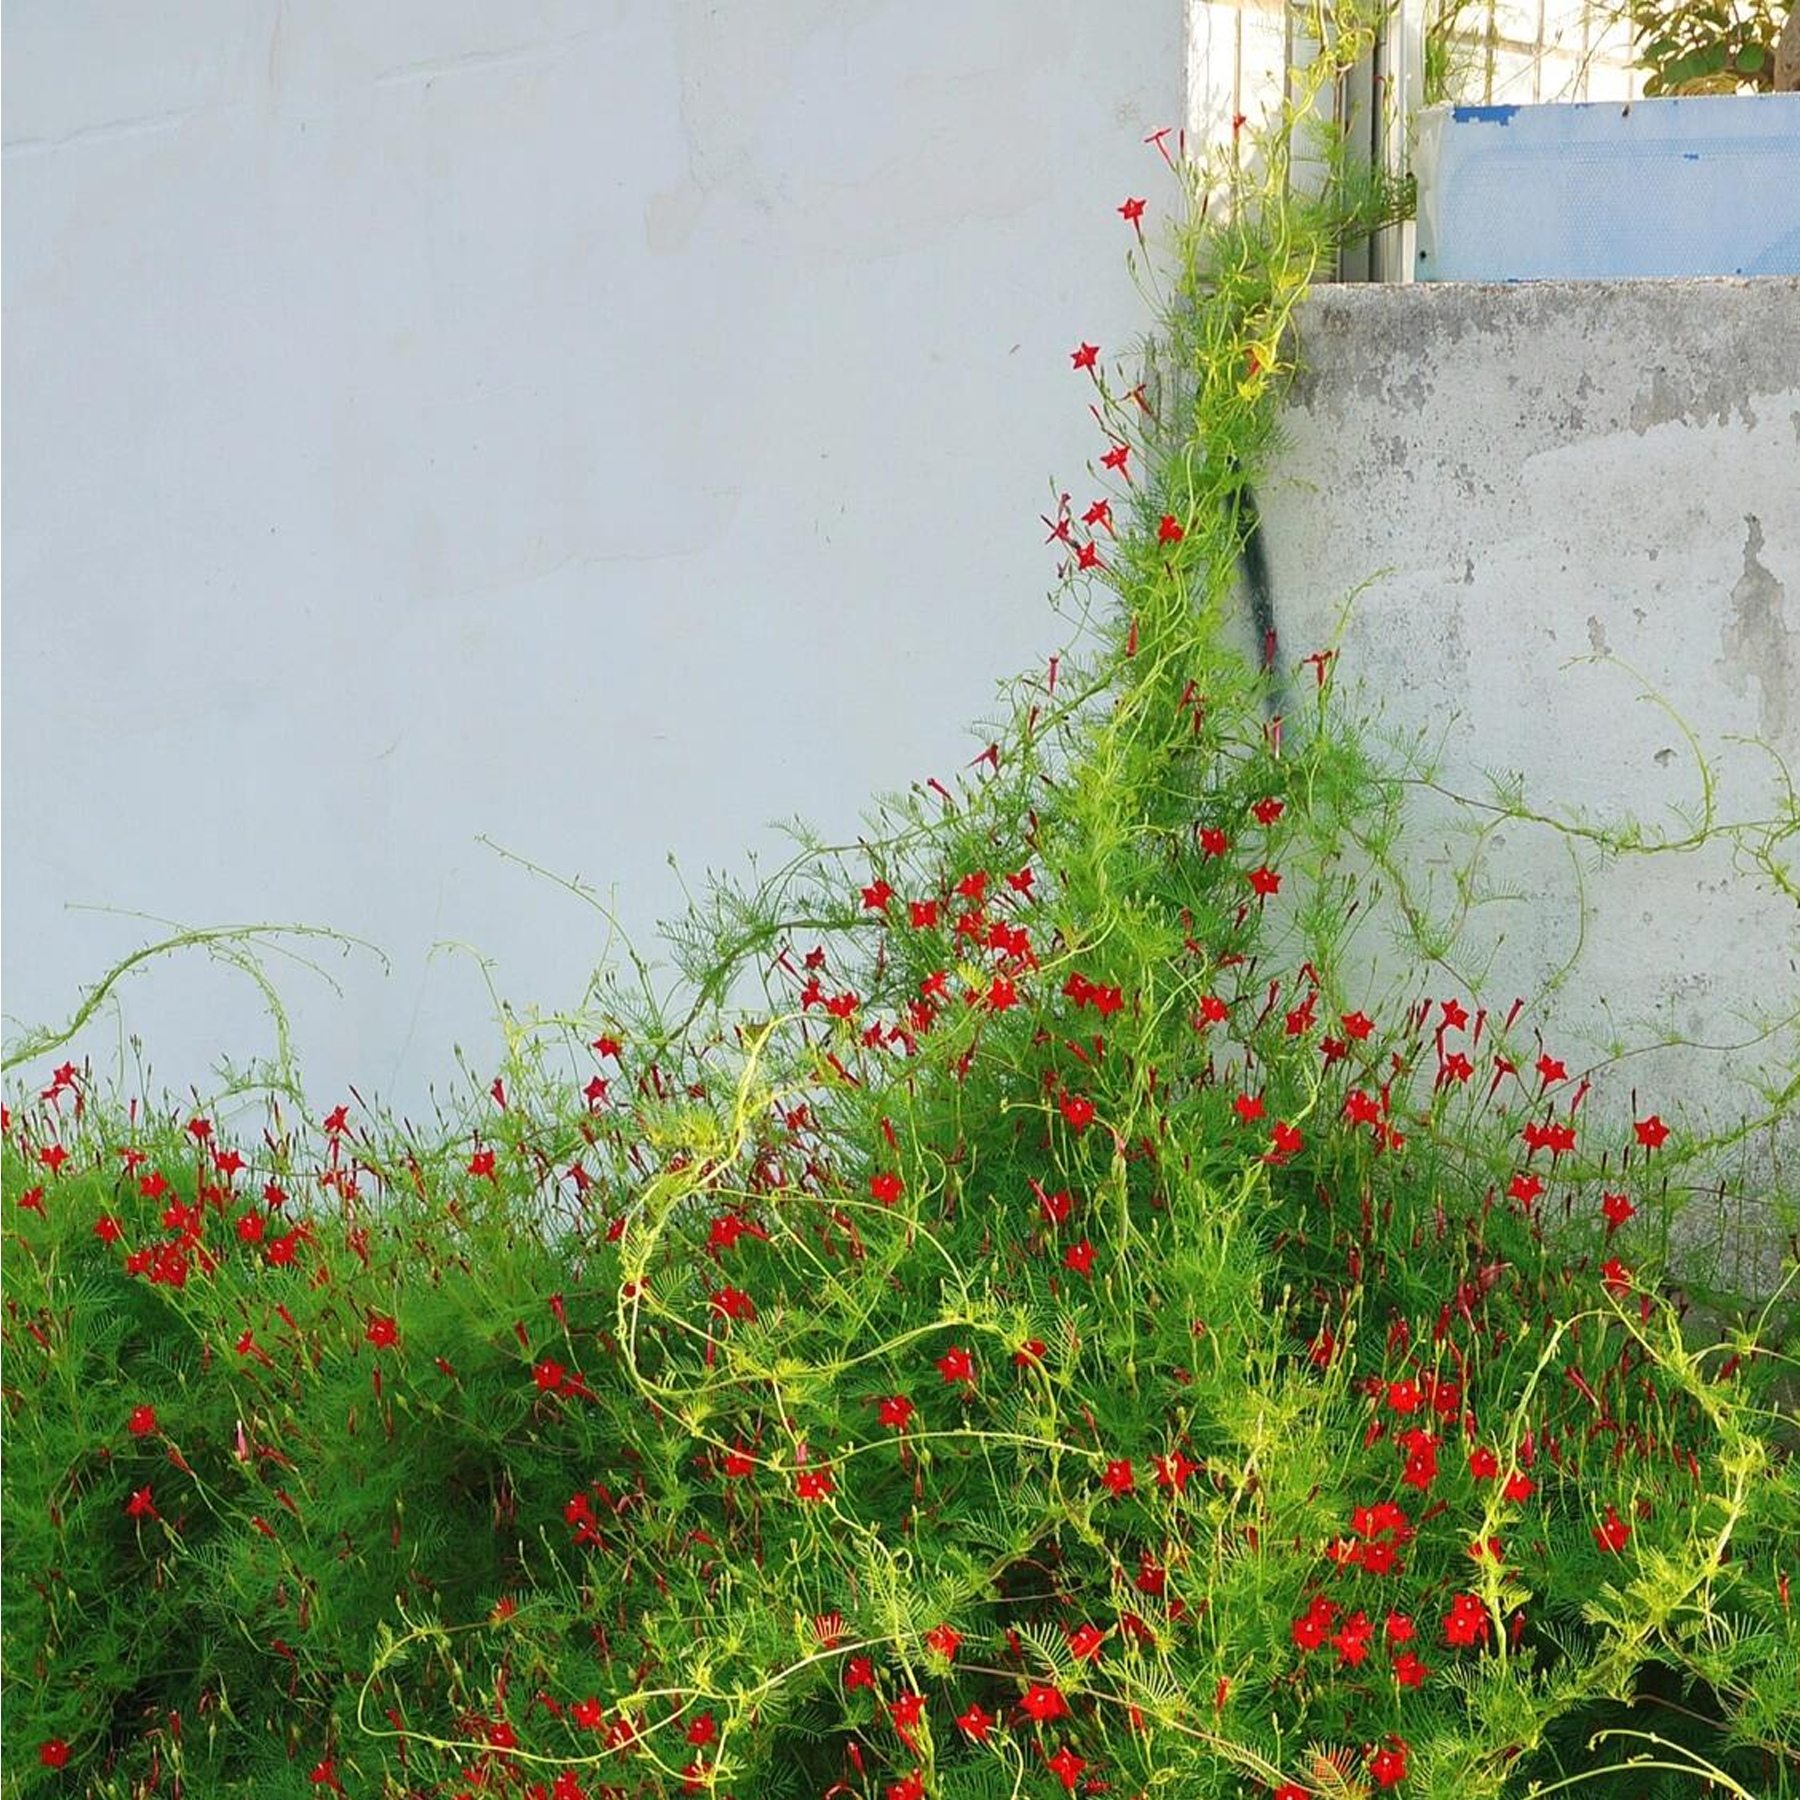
[{"left": 1187, "top": 0, "right": 1644, "bottom": 159}]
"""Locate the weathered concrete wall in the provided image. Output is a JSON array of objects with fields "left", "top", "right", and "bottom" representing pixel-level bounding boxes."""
[
  {"left": 1185, "top": 0, "right": 1641, "bottom": 159},
  {"left": 1262, "top": 279, "right": 1800, "bottom": 1275},
  {"left": 2, "top": 1, "right": 1182, "bottom": 1113}
]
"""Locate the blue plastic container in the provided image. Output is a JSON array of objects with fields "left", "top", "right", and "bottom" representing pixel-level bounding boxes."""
[{"left": 1414, "top": 95, "right": 1800, "bottom": 279}]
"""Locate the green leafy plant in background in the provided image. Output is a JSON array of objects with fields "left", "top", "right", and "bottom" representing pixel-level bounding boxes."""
[
  {"left": 4, "top": 4, "right": 1798, "bottom": 1798},
  {"left": 1423, "top": 0, "right": 1496, "bottom": 104},
  {"left": 1423, "top": 0, "right": 1794, "bottom": 105},
  {"left": 1623, "top": 0, "right": 1788, "bottom": 90}
]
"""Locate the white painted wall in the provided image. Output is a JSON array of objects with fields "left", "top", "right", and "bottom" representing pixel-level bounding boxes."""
[{"left": 2, "top": 1, "right": 1184, "bottom": 1115}]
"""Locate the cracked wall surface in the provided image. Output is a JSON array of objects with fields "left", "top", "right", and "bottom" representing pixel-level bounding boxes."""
[
  {"left": 1264, "top": 279, "right": 1800, "bottom": 1281},
  {"left": 2, "top": 0, "right": 1184, "bottom": 1109}
]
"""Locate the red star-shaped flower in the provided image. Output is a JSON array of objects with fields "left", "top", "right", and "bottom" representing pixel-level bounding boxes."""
[
  {"left": 1593, "top": 1504, "right": 1631, "bottom": 1552},
  {"left": 937, "top": 1347, "right": 975, "bottom": 1385},
  {"left": 1508, "top": 1172, "right": 1544, "bottom": 1208},
  {"left": 879, "top": 1394, "right": 915, "bottom": 1430},
  {"left": 1020, "top": 1683, "right": 1068, "bottom": 1723},
  {"left": 1070, "top": 342, "right": 1099, "bottom": 371},
  {"left": 1368, "top": 1739, "right": 1409, "bottom": 1789},
  {"left": 796, "top": 1468, "right": 835, "bottom": 1502},
  {"left": 1154, "top": 1450, "right": 1199, "bottom": 1493},
  {"left": 1059, "top": 1092, "right": 1095, "bottom": 1131},
  {"left": 956, "top": 1704, "right": 993, "bottom": 1741},
  {"left": 1402, "top": 1444, "right": 1438, "bottom": 1490},
  {"left": 1443, "top": 1593, "right": 1490, "bottom": 1647},
  {"left": 889, "top": 1693, "right": 926, "bottom": 1739},
  {"left": 1522, "top": 1119, "right": 1577, "bottom": 1155},
  {"left": 1634, "top": 1113, "right": 1670, "bottom": 1149}
]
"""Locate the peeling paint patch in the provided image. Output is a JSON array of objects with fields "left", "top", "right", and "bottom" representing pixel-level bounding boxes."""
[
  {"left": 1629, "top": 364, "right": 1762, "bottom": 435},
  {"left": 1719, "top": 514, "right": 1793, "bottom": 743}
]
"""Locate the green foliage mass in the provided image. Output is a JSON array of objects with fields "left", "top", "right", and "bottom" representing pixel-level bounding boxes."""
[
  {"left": 1626, "top": 0, "right": 1788, "bottom": 94},
  {"left": 4, "top": 9, "right": 1796, "bottom": 1798}
]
